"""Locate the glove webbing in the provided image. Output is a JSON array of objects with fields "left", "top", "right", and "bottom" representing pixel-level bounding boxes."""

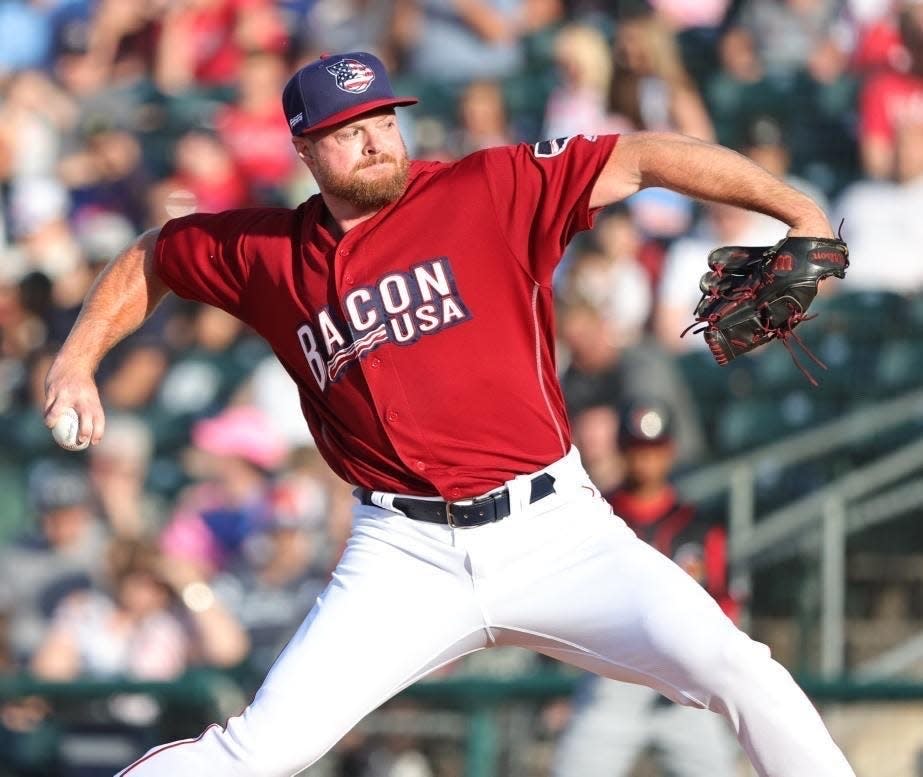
[{"left": 681, "top": 279, "right": 829, "bottom": 386}]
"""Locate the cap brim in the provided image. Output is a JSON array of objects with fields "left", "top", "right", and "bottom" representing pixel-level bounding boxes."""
[
  {"left": 298, "top": 97, "right": 418, "bottom": 135},
  {"left": 620, "top": 435, "right": 674, "bottom": 447}
]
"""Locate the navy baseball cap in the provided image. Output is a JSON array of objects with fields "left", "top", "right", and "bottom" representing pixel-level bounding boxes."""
[
  {"left": 282, "top": 51, "right": 418, "bottom": 136},
  {"left": 28, "top": 460, "right": 91, "bottom": 514},
  {"left": 618, "top": 400, "right": 675, "bottom": 447}
]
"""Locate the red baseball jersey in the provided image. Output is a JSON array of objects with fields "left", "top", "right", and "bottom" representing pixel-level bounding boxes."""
[{"left": 155, "top": 133, "right": 619, "bottom": 498}]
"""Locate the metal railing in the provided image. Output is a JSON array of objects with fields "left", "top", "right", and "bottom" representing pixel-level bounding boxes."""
[
  {"left": 674, "top": 387, "right": 923, "bottom": 678},
  {"left": 2, "top": 671, "right": 923, "bottom": 777},
  {"left": 0, "top": 671, "right": 580, "bottom": 777}
]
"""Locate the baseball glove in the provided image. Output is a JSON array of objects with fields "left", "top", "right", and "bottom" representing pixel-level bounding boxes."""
[{"left": 683, "top": 235, "right": 849, "bottom": 384}]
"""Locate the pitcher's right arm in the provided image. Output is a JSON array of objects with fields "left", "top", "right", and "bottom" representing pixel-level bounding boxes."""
[{"left": 44, "top": 228, "right": 170, "bottom": 447}]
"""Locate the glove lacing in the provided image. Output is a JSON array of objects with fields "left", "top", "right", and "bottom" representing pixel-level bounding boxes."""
[{"left": 761, "top": 304, "right": 827, "bottom": 387}]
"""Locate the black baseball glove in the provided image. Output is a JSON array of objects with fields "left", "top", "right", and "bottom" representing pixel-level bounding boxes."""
[{"left": 684, "top": 235, "right": 849, "bottom": 384}]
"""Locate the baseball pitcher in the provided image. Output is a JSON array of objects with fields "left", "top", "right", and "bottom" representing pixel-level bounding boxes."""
[{"left": 43, "top": 52, "right": 855, "bottom": 777}]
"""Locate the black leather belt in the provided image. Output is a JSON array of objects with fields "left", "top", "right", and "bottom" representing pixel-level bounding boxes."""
[{"left": 358, "top": 473, "right": 556, "bottom": 528}]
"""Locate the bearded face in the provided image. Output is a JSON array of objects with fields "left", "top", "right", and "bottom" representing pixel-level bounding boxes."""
[{"left": 311, "top": 149, "right": 411, "bottom": 210}]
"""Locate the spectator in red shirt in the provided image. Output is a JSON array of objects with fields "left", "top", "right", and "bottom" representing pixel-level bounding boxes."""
[
  {"left": 859, "top": 0, "right": 923, "bottom": 178},
  {"left": 154, "top": 129, "right": 250, "bottom": 214},
  {"left": 155, "top": 0, "right": 287, "bottom": 94},
  {"left": 606, "top": 401, "right": 737, "bottom": 622},
  {"left": 553, "top": 400, "right": 740, "bottom": 777},
  {"left": 215, "top": 51, "right": 297, "bottom": 198}
]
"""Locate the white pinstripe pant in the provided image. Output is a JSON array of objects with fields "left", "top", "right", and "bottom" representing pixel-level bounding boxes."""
[{"left": 116, "top": 448, "right": 854, "bottom": 777}]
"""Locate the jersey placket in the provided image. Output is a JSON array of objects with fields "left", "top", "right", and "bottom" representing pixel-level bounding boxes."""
[{"left": 334, "top": 229, "right": 437, "bottom": 491}]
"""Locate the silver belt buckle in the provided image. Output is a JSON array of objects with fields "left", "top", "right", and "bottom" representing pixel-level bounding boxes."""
[
  {"left": 447, "top": 493, "right": 500, "bottom": 528},
  {"left": 445, "top": 500, "right": 460, "bottom": 528},
  {"left": 446, "top": 497, "right": 483, "bottom": 528}
]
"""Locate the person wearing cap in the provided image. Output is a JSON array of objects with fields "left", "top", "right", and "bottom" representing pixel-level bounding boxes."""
[
  {"left": 44, "top": 50, "right": 853, "bottom": 777},
  {"left": 739, "top": 116, "right": 828, "bottom": 218},
  {"left": 0, "top": 460, "right": 108, "bottom": 666},
  {"left": 553, "top": 400, "right": 739, "bottom": 777}
]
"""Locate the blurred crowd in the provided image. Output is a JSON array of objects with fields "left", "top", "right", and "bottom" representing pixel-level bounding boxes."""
[{"left": 1, "top": 0, "right": 922, "bottom": 774}]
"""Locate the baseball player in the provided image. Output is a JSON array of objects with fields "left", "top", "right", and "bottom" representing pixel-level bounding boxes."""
[
  {"left": 552, "top": 400, "right": 739, "bottom": 777},
  {"left": 43, "top": 52, "right": 856, "bottom": 777}
]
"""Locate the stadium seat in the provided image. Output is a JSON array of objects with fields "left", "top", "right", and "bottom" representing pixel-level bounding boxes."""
[
  {"left": 715, "top": 391, "right": 838, "bottom": 455},
  {"left": 676, "top": 349, "right": 757, "bottom": 401},
  {"left": 749, "top": 341, "right": 822, "bottom": 396},
  {"left": 787, "top": 333, "right": 879, "bottom": 404},
  {"left": 809, "top": 290, "right": 910, "bottom": 343},
  {"left": 715, "top": 397, "right": 782, "bottom": 454},
  {"left": 902, "top": 291, "right": 923, "bottom": 336},
  {"left": 753, "top": 458, "right": 831, "bottom": 514},
  {"left": 875, "top": 339, "right": 923, "bottom": 395}
]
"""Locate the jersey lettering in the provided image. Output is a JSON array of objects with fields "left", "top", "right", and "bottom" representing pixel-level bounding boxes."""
[
  {"left": 345, "top": 288, "right": 378, "bottom": 331},
  {"left": 380, "top": 274, "right": 411, "bottom": 314},
  {"left": 414, "top": 262, "right": 451, "bottom": 301},
  {"left": 416, "top": 303, "right": 440, "bottom": 332},
  {"left": 389, "top": 313, "right": 415, "bottom": 343},
  {"left": 318, "top": 308, "right": 347, "bottom": 355},
  {"left": 442, "top": 297, "right": 466, "bottom": 323},
  {"left": 296, "top": 257, "right": 472, "bottom": 390},
  {"left": 297, "top": 324, "right": 327, "bottom": 392}
]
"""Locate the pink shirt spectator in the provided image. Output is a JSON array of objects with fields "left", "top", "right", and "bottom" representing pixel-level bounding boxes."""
[
  {"left": 648, "top": 0, "right": 730, "bottom": 29},
  {"left": 543, "top": 88, "right": 633, "bottom": 140}
]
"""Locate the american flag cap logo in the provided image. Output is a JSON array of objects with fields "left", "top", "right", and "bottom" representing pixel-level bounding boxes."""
[
  {"left": 326, "top": 58, "right": 377, "bottom": 94},
  {"left": 282, "top": 51, "right": 417, "bottom": 134}
]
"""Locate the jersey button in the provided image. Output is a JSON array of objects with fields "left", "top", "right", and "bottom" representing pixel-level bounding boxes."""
[
  {"left": 414, "top": 460, "right": 426, "bottom": 472},
  {"left": 448, "top": 487, "right": 462, "bottom": 499},
  {"left": 370, "top": 357, "right": 381, "bottom": 368},
  {"left": 339, "top": 247, "right": 350, "bottom": 257},
  {"left": 386, "top": 410, "right": 399, "bottom": 422},
  {"left": 344, "top": 272, "right": 355, "bottom": 285}
]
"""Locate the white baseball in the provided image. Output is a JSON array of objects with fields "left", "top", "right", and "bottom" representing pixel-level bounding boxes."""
[{"left": 52, "top": 407, "right": 89, "bottom": 451}]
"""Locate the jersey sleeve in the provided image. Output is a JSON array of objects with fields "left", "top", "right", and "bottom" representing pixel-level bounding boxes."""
[
  {"left": 481, "top": 134, "right": 619, "bottom": 283},
  {"left": 154, "top": 210, "right": 268, "bottom": 319}
]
